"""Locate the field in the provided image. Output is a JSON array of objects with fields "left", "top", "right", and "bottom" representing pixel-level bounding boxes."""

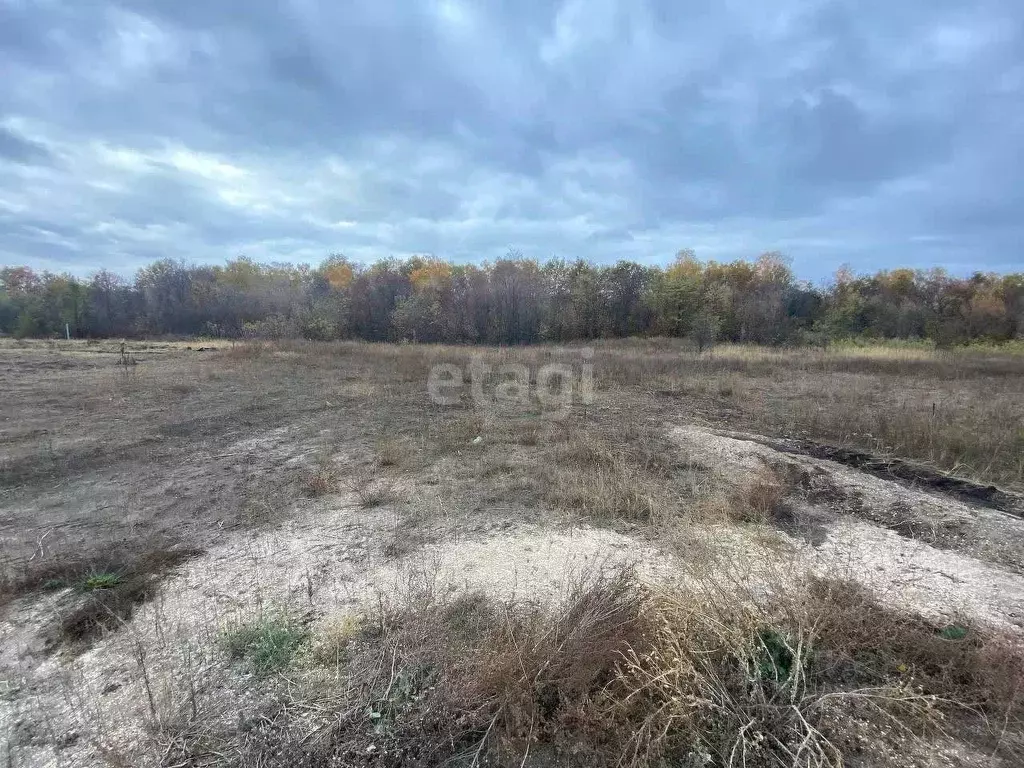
[{"left": 2, "top": 338, "right": 1024, "bottom": 767}]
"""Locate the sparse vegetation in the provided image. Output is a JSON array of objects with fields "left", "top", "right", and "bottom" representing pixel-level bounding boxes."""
[
  {"left": 309, "top": 613, "right": 362, "bottom": 667},
  {"left": 55, "top": 550, "right": 201, "bottom": 650},
  {"left": 1, "top": 337, "right": 1022, "bottom": 767},
  {"left": 159, "top": 566, "right": 1024, "bottom": 767},
  {"left": 347, "top": 465, "right": 400, "bottom": 508},
  {"left": 79, "top": 572, "right": 122, "bottom": 591},
  {"left": 375, "top": 437, "right": 409, "bottom": 467},
  {"left": 534, "top": 422, "right": 682, "bottom": 524},
  {"left": 731, "top": 462, "right": 795, "bottom": 525}
]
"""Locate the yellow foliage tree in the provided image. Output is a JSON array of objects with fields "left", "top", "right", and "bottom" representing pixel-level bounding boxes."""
[
  {"left": 408, "top": 260, "right": 452, "bottom": 293},
  {"left": 324, "top": 263, "right": 354, "bottom": 291}
]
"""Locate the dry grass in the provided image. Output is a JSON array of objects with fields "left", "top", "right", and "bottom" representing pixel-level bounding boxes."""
[
  {"left": 539, "top": 425, "right": 677, "bottom": 524},
  {"left": 598, "top": 341, "right": 1024, "bottom": 490},
  {"left": 309, "top": 613, "right": 363, "bottom": 667},
  {"left": 375, "top": 437, "right": 410, "bottom": 467},
  {"left": 3, "top": 337, "right": 1023, "bottom": 766},
  {"left": 729, "top": 461, "right": 797, "bottom": 525},
  {"left": 430, "top": 411, "right": 485, "bottom": 454},
  {"left": 160, "top": 564, "right": 1024, "bottom": 767},
  {"left": 614, "top": 572, "right": 1022, "bottom": 768},
  {"left": 373, "top": 566, "right": 1021, "bottom": 767},
  {"left": 347, "top": 465, "right": 400, "bottom": 509},
  {"left": 304, "top": 451, "right": 340, "bottom": 497}
]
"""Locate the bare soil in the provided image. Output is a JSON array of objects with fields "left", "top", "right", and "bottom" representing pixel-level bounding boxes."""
[{"left": 1, "top": 338, "right": 1023, "bottom": 767}]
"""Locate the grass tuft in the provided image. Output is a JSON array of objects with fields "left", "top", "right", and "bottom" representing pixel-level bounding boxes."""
[
  {"left": 347, "top": 466, "right": 399, "bottom": 508},
  {"left": 223, "top": 616, "right": 307, "bottom": 677},
  {"left": 79, "top": 572, "right": 122, "bottom": 591},
  {"left": 375, "top": 438, "right": 409, "bottom": 467},
  {"left": 730, "top": 461, "right": 796, "bottom": 525},
  {"left": 305, "top": 451, "right": 339, "bottom": 497}
]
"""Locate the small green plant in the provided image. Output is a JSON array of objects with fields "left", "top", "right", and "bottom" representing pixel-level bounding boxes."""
[
  {"left": 223, "top": 617, "right": 307, "bottom": 677},
  {"left": 752, "top": 627, "right": 797, "bottom": 685},
  {"left": 366, "top": 664, "right": 437, "bottom": 736},
  {"left": 80, "top": 572, "right": 122, "bottom": 591},
  {"left": 939, "top": 624, "right": 969, "bottom": 641}
]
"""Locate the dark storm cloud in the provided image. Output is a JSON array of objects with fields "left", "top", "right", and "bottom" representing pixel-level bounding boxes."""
[{"left": 1, "top": 0, "right": 1022, "bottom": 277}]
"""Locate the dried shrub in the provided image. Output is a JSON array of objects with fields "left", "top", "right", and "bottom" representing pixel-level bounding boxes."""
[
  {"left": 730, "top": 461, "right": 796, "bottom": 525},
  {"left": 305, "top": 451, "right": 340, "bottom": 497}
]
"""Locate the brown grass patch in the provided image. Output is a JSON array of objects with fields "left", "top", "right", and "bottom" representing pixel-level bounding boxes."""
[
  {"left": 170, "top": 565, "right": 1024, "bottom": 767},
  {"left": 729, "top": 461, "right": 797, "bottom": 525},
  {"left": 534, "top": 422, "right": 684, "bottom": 525},
  {"left": 305, "top": 452, "right": 340, "bottom": 497},
  {"left": 347, "top": 466, "right": 399, "bottom": 508},
  {"left": 375, "top": 438, "right": 410, "bottom": 467}
]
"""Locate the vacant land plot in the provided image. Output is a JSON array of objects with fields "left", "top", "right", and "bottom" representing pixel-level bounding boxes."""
[{"left": 2, "top": 338, "right": 1023, "bottom": 767}]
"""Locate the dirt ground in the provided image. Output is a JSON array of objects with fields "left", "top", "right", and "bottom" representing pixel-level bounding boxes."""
[{"left": 1, "top": 338, "right": 1023, "bottom": 767}]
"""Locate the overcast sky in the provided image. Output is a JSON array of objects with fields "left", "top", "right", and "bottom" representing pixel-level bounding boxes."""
[{"left": 1, "top": 0, "right": 1022, "bottom": 280}]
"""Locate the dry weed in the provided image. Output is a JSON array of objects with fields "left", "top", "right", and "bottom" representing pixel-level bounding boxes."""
[
  {"left": 305, "top": 451, "right": 340, "bottom": 497},
  {"left": 309, "top": 613, "right": 363, "bottom": 667},
  {"left": 730, "top": 461, "right": 796, "bottom": 525},
  {"left": 347, "top": 466, "right": 399, "bottom": 508},
  {"left": 204, "top": 563, "right": 1023, "bottom": 767},
  {"left": 540, "top": 426, "right": 676, "bottom": 524},
  {"left": 375, "top": 438, "right": 409, "bottom": 467}
]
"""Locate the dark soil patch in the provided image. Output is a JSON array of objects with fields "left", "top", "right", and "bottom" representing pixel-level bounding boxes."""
[
  {"left": 30, "top": 545, "right": 204, "bottom": 653},
  {"left": 753, "top": 437, "right": 1024, "bottom": 518}
]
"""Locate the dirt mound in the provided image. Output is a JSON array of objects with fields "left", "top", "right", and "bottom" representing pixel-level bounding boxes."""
[
  {"left": 670, "top": 424, "right": 1024, "bottom": 631},
  {"left": 738, "top": 433, "right": 1023, "bottom": 517}
]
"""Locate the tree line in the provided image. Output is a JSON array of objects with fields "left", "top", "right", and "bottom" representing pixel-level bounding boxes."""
[{"left": 2, "top": 251, "right": 1022, "bottom": 346}]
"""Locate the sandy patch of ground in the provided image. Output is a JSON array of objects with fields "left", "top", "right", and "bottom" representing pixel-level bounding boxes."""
[
  {"left": 670, "top": 424, "right": 1024, "bottom": 630},
  {"left": 0, "top": 486, "right": 680, "bottom": 767},
  {"left": 5, "top": 421, "right": 1024, "bottom": 766}
]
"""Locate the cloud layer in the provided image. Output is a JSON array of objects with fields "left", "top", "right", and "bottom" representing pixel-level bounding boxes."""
[{"left": 2, "top": 0, "right": 1022, "bottom": 278}]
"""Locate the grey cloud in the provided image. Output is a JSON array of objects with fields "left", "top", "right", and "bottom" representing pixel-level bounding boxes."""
[
  {"left": 0, "top": 126, "right": 52, "bottom": 164},
  {"left": 1, "top": 0, "right": 1022, "bottom": 278}
]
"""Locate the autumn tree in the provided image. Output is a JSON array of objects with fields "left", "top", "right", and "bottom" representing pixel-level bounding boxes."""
[{"left": 0, "top": 252, "right": 1019, "bottom": 346}]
